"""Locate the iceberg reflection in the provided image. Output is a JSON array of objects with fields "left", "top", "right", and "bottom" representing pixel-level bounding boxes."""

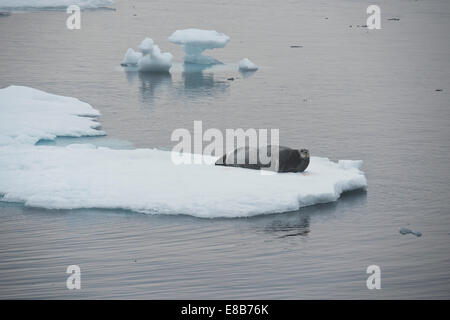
[{"left": 124, "top": 63, "right": 231, "bottom": 104}]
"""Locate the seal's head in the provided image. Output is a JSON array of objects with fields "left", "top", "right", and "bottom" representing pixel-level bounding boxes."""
[
  {"left": 300, "top": 149, "right": 310, "bottom": 160},
  {"left": 295, "top": 149, "right": 310, "bottom": 173}
]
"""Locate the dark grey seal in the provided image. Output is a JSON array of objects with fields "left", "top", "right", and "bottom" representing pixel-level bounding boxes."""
[{"left": 215, "top": 145, "right": 310, "bottom": 173}]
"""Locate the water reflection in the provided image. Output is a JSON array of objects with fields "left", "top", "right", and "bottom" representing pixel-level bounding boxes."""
[
  {"left": 182, "top": 64, "right": 217, "bottom": 90},
  {"left": 124, "top": 63, "right": 231, "bottom": 104},
  {"left": 124, "top": 70, "right": 139, "bottom": 85},
  {"left": 248, "top": 189, "right": 368, "bottom": 239},
  {"left": 265, "top": 214, "right": 311, "bottom": 238},
  {"left": 239, "top": 69, "right": 257, "bottom": 79},
  {"left": 178, "top": 63, "right": 230, "bottom": 99},
  {"left": 138, "top": 72, "right": 172, "bottom": 103}
]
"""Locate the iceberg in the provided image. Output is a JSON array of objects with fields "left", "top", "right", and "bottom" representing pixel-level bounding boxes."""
[
  {"left": 0, "top": 86, "right": 367, "bottom": 218},
  {"left": 239, "top": 58, "right": 258, "bottom": 71},
  {"left": 138, "top": 38, "right": 154, "bottom": 55},
  {"left": 121, "top": 48, "right": 142, "bottom": 66},
  {"left": 0, "top": 0, "right": 114, "bottom": 10},
  {"left": 121, "top": 38, "right": 173, "bottom": 72},
  {"left": 138, "top": 44, "right": 173, "bottom": 72},
  {"left": 168, "top": 29, "right": 230, "bottom": 65}
]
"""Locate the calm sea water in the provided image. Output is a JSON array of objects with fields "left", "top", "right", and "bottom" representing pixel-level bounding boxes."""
[{"left": 0, "top": 0, "right": 449, "bottom": 299}]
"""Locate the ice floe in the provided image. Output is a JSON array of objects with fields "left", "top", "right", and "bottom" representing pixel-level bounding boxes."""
[
  {"left": 0, "top": 0, "right": 114, "bottom": 10},
  {"left": 0, "top": 146, "right": 367, "bottom": 218},
  {"left": 0, "top": 85, "right": 104, "bottom": 146}
]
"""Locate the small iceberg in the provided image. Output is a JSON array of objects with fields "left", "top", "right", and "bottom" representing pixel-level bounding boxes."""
[
  {"left": 138, "top": 37, "right": 154, "bottom": 55},
  {"left": 168, "top": 28, "right": 230, "bottom": 65},
  {"left": 239, "top": 58, "right": 258, "bottom": 71},
  {"left": 399, "top": 227, "right": 422, "bottom": 237},
  {"left": 121, "top": 38, "right": 172, "bottom": 72},
  {"left": 121, "top": 48, "right": 142, "bottom": 66}
]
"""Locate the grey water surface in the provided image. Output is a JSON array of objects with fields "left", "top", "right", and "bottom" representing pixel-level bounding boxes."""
[{"left": 0, "top": 0, "right": 449, "bottom": 299}]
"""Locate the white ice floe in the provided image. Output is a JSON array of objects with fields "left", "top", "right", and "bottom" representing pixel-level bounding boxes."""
[
  {"left": 121, "top": 38, "right": 173, "bottom": 72},
  {"left": 0, "top": 0, "right": 114, "bottom": 9},
  {"left": 0, "top": 86, "right": 367, "bottom": 218},
  {"left": 0, "top": 146, "right": 367, "bottom": 218},
  {"left": 0, "top": 86, "right": 104, "bottom": 146},
  {"left": 168, "top": 29, "right": 230, "bottom": 65},
  {"left": 239, "top": 58, "right": 258, "bottom": 71}
]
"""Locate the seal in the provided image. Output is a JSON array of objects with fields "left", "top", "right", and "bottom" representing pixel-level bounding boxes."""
[{"left": 215, "top": 145, "right": 310, "bottom": 173}]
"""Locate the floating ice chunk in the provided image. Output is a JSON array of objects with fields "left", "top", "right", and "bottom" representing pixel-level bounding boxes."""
[
  {"left": 399, "top": 227, "right": 422, "bottom": 237},
  {"left": 0, "top": 0, "right": 115, "bottom": 10},
  {"left": 138, "top": 45, "right": 173, "bottom": 72},
  {"left": 168, "top": 28, "right": 230, "bottom": 65},
  {"left": 121, "top": 48, "right": 142, "bottom": 66},
  {"left": 0, "top": 86, "right": 104, "bottom": 146},
  {"left": 121, "top": 38, "right": 172, "bottom": 72},
  {"left": 239, "top": 58, "right": 258, "bottom": 71},
  {"left": 138, "top": 38, "right": 154, "bottom": 55}
]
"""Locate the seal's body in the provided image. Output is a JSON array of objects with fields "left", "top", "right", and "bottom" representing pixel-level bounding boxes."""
[{"left": 215, "top": 145, "right": 310, "bottom": 173}]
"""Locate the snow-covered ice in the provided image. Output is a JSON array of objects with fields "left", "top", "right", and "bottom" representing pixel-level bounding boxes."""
[
  {"left": 0, "top": 0, "right": 114, "bottom": 10},
  {"left": 0, "top": 146, "right": 367, "bottom": 218},
  {"left": 239, "top": 58, "right": 258, "bottom": 71},
  {"left": 0, "top": 86, "right": 367, "bottom": 218},
  {"left": 121, "top": 38, "right": 173, "bottom": 72},
  {"left": 0, "top": 86, "right": 104, "bottom": 146},
  {"left": 168, "top": 29, "right": 230, "bottom": 65}
]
